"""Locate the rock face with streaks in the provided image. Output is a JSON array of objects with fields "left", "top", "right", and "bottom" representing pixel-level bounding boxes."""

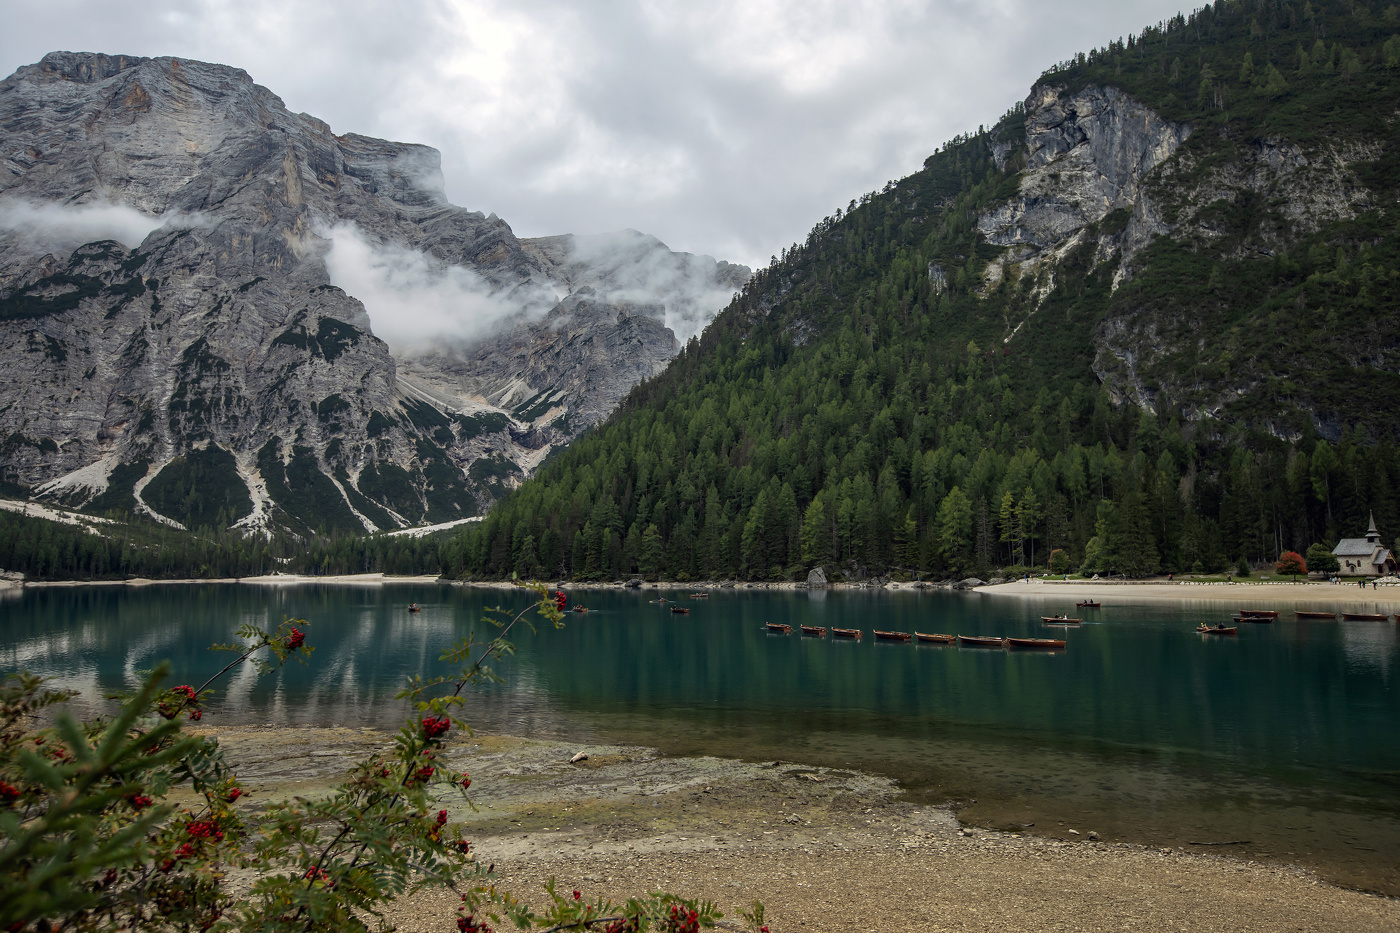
[
  {"left": 975, "top": 81, "right": 1381, "bottom": 422},
  {"left": 0, "top": 52, "right": 747, "bottom": 533},
  {"left": 978, "top": 84, "right": 1191, "bottom": 280}
]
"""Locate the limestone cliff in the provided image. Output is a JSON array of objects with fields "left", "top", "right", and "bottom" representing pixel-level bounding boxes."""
[
  {"left": 976, "top": 81, "right": 1382, "bottom": 426},
  {"left": 0, "top": 52, "right": 748, "bottom": 533}
]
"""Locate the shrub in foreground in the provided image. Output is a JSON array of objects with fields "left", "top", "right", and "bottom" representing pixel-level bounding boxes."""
[{"left": 0, "top": 586, "right": 761, "bottom": 933}]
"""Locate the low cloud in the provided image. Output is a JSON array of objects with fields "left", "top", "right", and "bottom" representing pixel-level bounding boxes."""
[
  {"left": 322, "top": 222, "right": 556, "bottom": 349},
  {"left": 0, "top": 199, "right": 193, "bottom": 255},
  {"left": 563, "top": 230, "right": 746, "bottom": 343}
]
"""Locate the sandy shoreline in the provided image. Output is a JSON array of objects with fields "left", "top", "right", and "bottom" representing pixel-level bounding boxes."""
[
  {"left": 203, "top": 727, "right": 1398, "bottom": 932},
  {"left": 980, "top": 578, "right": 1400, "bottom": 608},
  {"left": 12, "top": 572, "right": 1400, "bottom": 613}
]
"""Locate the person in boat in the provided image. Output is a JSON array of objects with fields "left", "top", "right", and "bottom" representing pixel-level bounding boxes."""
[
  {"left": 409, "top": 603, "right": 419, "bottom": 612},
  {"left": 1216, "top": 622, "right": 1226, "bottom": 629}
]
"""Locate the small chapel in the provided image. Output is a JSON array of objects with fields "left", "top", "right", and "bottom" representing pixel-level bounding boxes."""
[{"left": 1331, "top": 513, "right": 1397, "bottom": 577}]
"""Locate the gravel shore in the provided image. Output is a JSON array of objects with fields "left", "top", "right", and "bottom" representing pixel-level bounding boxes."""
[{"left": 206, "top": 728, "right": 1398, "bottom": 932}]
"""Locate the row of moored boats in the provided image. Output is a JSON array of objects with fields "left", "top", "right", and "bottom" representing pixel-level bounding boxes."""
[
  {"left": 1196, "top": 607, "right": 1399, "bottom": 635},
  {"left": 762, "top": 614, "right": 1087, "bottom": 650}
]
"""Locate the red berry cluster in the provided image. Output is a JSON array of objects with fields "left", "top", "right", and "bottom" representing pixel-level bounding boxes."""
[
  {"left": 304, "top": 867, "right": 330, "bottom": 882},
  {"left": 160, "top": 842, "right": 197, "bottom": 873},
  {"left": 460, "top": 775, "right": 471, "bottom": 789},
  {"left": 457, "top": 915, "right": 492, "bottom": 933},
  {"left": 286, "top": 627, "right": 305, "bottom": 650},
  {"left": 410, "top": 764, "right": 435, "bottom": 785},
  {"left": 422, "top": 716, "right": 451, "bottom": 740},
  {"left": 663, "top": 905, "right": 701, "bottom": 933},
  {"left": 225, "top": 787, "right": 242, "bottom": 803},
  {"left": 158, "top": 685, "right": 199, "bottom": 720},
  {"left": 186, "top": 820, "right": 224, "bottom": 841},
  {"left": 128, "top": 794, "right": 154, "bottom": 811},
  {"left": 0, "top": 780, "right": 20, "bottom": 803}
]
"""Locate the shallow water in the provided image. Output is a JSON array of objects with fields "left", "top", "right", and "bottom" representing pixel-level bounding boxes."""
[{"left": 2, "top": 583, "right": 1397, "bottom": 893}]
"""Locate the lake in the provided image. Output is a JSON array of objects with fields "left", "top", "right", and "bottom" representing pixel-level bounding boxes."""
[{"left": 2, "top": 582, "right": 1397, "bottom": 894}]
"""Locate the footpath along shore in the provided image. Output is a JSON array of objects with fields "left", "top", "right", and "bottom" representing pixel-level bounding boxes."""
[{"left": 201, "top": 728, "right": 1397, "bottom": 933}]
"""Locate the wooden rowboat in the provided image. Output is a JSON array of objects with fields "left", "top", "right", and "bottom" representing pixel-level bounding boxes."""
[
  {"left": 1341, "top": 612, "right": 1390, "bottom": 621},
  {"left": 1076, "top": 600, "right": 1101, "bottom": 609},
  {"left": 766, "top": 622, "right": 791, "bottom": 633},
  {"left": 670, "top": 606, "right": 690, "bottom": 614},
  {"left": 1233, "top": 614, "right": 1273, "bottom": 624},
  {"left": 1042, "top": 616, "right": 1082, "bottom": 625},
  {"left": 873, "top": 630, "right": 912, "bottom": 642},
  {"left": 1239, "top": 609, "right": 1279, "bottom": 618},
  {"left": 690, "top": 593, "right": 710, "bottom": 598},
  {"left": 1295, "top": 610, "right": 1337, "bottom": 619},
  {"left": 800, "top": 625, "right": 827, "bottom": 636},
  {"left": 572, "top": 606, "right": 589, "bottom": 613},
  {"left": 915, "top": 632, "right": 955, "bottom": 644},
  {"left": 831, "top": 627, "right": 862, "bottom": 639},
  {"left": 1006, "top": 637, "right": 1066, "bottom": 650},
  {"left": 1196, "top": 624, "right": 1237, "bottom": 635},
  {"left": 958, "top": 635, "right": 1006, "bottom": 648}
]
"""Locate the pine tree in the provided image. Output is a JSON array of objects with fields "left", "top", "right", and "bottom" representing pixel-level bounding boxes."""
[
  {"left": 937, "top": 486, "right": 973, "bottom": 574},
  {"left": 639, "top": 524, "right": 665, "bottom": 579}
]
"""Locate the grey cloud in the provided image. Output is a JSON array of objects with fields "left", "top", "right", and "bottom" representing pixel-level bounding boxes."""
[
  {"left": 537, "top": 229, "right": 747, "bottom": 343},
  {"left": 321, "top": 222, "right": 557, "bottom": 350},
  {"left": 0, "top": 0, "right": 1181, "bottom": 271}
]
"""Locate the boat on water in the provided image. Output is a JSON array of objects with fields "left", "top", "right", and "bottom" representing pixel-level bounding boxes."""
[
  {"left": 831, "top": 627, "right": 862, "bottom": 639},
  {"left": 1233, "top": 614, "right": 1273, "bottom": 624},
  {"left": 1295, "top": 610, "right": 1338, "bottom": 619},
  {"left": 1006, "top": 636, "right": 1066, "bottom": 650},
  {"left": 766, "top": 622, "right": 792, "bottom": 634},
  {"left": 1197, "top": 624, "right": 1237, "bottom": 635},
  {"left": 915, "top": 632, "right": 955, "bottom": 644},
  {"left": 873, "top": 630, "right": 912, "bottom": 642},
  {"left": 1341, "top": 612, "right": 1390, "bottom": 621},
  {"left": 958, "top": 634, "right": 1006, "bottom": 648},
  {"left": 1239, "top": 609, "right": 1279, "bottom": 618},
  {"left": 1076, "top": 600, "right": 1101, "bottom": 609},
  {"left": 690, "top": 593, "right": 710, "bottom": 598},
  {"left": 1042, "top": 616, "right": 1082, "bottom": 625},
  {"left": 670, "top": 606, "right": 690, "bottom": 614},
  {"left": 800, "top": 625, "right": 827, "bottom": 636},
  {"left": 408, "top": 604, "right": 421, "bottom": 613},
  {"left": 572, "top": 606, "right": 589, "bottom": 614}
]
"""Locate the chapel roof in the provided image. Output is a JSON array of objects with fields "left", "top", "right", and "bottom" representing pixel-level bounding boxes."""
[{"left": 1334, "top": 538, "right": 1379, "bottom": 557}]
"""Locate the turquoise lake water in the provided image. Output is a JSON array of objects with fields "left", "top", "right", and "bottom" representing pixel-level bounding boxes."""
[{"left": 2, "top": 582, "right": 1397, "bottom": 893}]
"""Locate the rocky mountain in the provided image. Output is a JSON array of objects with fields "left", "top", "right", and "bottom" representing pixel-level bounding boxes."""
[{"left": 0, "top": 52, "right": 747, "bottom": 534}]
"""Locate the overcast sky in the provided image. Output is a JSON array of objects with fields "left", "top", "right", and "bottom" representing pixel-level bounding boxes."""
[{"left": 1, "top": 0, "right": 1180, "bottom": 270}]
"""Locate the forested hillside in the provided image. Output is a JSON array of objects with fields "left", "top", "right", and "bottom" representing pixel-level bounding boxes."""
[{"left": 446, "top": 0, "right": 1400, "bottom": 583}]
